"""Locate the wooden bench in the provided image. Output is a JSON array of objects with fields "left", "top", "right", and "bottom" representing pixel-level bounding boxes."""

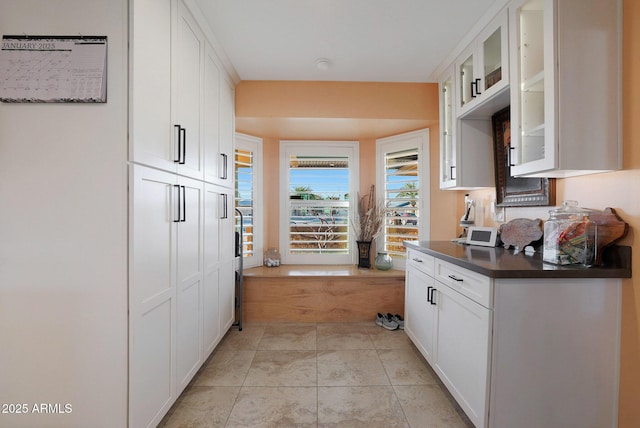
[{"left": 242, "top": 265, "right": 405, "bottom": 322}]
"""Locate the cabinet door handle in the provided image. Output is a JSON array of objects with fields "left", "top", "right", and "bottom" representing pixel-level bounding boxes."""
[
  {"left": 427, "top": 286, "right": 432, "bottom": 303},
  {"left": 173, "top": 125, "right": 181, "bottom": 163},
  {"left": 429, "top": 287, "right": 437, "bottom": 305},
  {"left": 448, "top": 274, "right": 464, "bottom": 282},
  {"left": 180, "top": 186, "right": 186, "bottom": 222},
  {"left": 508, "top": 145, "right": 516, "bottom": 167},
  {"left": 173, "top": 184, "right": 181, "bottom": 222},
  {"left": 219, "top": 153, "right": 228, "bottom": 180},
  {"left": 474, "top": 78, "right": 482, "bottom": 96},
  {"left": 179, "top": 127, "right": 186, "bottom": 165},
  {"left": 450, "top": 165, "right": 456, "bottom": 180},
  {"left": 470, "top": 80, "right": 476, "bottom": 98},
  {"left": 220, "top": 193, "right": 228, "bottom": 219}
]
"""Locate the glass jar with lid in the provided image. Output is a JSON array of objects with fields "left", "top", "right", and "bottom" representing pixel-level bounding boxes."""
[{"left": 543, "top": 201, "right": 597, "bottom": 266}]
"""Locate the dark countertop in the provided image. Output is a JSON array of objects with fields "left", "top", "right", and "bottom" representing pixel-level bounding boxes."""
[{"left": 404, "top": 241, "right": 632, "bottom": 279}]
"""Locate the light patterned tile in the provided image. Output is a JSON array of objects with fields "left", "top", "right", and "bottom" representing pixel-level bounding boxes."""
[
  {"left": 258, "top": 323, "right": 317, "bottom": 350},
  {"left": 226, "top": 386, "right": 317, "bottom": 428},
  {"left": 317, "top": 322, "right": 376, "bottom": 350},
  {"left": 158, "top": 386, "right": 239, "bottom": 428},
  {"left": 369, "top": 328, "right": 413, "bottom": 350},
  {"left": 244, "top": 350, "right": 317, "bottom": 386},
  {"left": 318, "top": 386, "right": 409, "bottom": 427},
  {"left": 394, "top": 385, "right": 473, "bottom": 428},
  {"left": 219, "top": 323, "right": 266, "bottom": 350},
  {"left": 193, "top": 349, "right": 255, "bottom": 387},
  {"left": 317, "top": 349, "right": 389, "bottom": 386},
  {"left": 378, "top": 348, "right": 439, "bottom": 385}
]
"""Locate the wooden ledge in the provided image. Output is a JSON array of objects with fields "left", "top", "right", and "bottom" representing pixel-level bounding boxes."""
[{"left": 243, "top": 264, "right": 405, "bottom": 279}]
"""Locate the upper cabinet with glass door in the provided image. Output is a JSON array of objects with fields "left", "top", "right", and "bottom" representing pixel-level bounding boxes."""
[
  {"left": 439, "top": 67, "right": 457, "bottom": 189},
  {"left": 456, "top": 9, "right": 510, "bottom": 118},
  {"left": 509, "top": 0, "right": 621, "bottom": 177}
]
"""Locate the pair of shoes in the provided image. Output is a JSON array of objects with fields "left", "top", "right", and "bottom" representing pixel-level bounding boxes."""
[
  {"left": 375, "top": 313, "right": 399, "bottom": 331},
  {"left": 388, "top": 313, "right": 404, "bottom": 330}
]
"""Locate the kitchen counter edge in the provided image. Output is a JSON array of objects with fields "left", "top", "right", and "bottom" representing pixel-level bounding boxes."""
[{"left": 404, "top": 241, "right": 631, "bottom": 279}]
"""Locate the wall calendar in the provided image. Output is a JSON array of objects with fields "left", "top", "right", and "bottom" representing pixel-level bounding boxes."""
[{"left": 0, "top": 35, "right": 107, "bottom": 103}]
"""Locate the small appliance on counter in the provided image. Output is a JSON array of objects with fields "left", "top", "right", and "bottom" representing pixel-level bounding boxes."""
[{"left": 454, "top": 194, "right": 476, "bottom": 243}]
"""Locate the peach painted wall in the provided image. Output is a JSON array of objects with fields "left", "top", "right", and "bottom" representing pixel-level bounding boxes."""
[{"left": 236, "top": 81, "right": 458, "bottom": 249}]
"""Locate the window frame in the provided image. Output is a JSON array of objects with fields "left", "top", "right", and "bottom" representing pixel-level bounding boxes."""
[
  {"left": 376, "top": 129, "right": 430, "bottom": 270},
  {"left": 279, "top": 141, "right": 360, "bottom": 265},
  {"left": 235, "top": 133, "right": 263, "bottom": 268}
]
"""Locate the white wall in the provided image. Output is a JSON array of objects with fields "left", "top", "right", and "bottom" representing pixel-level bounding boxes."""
[{"left": 0, "top": 1, "right": 128, "bottom": 426}]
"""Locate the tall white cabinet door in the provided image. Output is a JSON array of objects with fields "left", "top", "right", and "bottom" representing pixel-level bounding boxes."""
[
  {"left": 203, "top": 44, "right": 222, "bottom": 185},
  {"left": 173, "top": 0, "right": 204, "bottom": 179},
  {"left": 129, "top": 165, "right": 177, "bottom": 428},
  {"left": 434, "top": 283, "right": 492, "bottom": 428},
  {"left": 405, "top": 267, "right": 436, "bottom": 363},
  {"left": 130, "top": 0, "right": 174, "bottom": 172},
  {"left": 218, "top": 78, "right": 235, "bottom": 188},
  {"left": 203, "top": 183, "right": 222, "bottom": 356},
  {"left": 218, "top": 191, "right": 235, "bottom": 331},
  {"left": 175, "top": 176, "right": 204, "bottom": 392}
]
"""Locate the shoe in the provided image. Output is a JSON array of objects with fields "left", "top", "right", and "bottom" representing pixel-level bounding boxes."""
[
  {"left": 389, "top": 313, "right": 404, "bottom": 330},
  {"left": 376, "top": 313, "right": 398, "bottom": 331}
]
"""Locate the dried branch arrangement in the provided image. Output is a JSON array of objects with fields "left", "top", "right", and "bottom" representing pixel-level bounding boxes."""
[{"left": 351, "top": 184, "right": 387, "bottom": 242}]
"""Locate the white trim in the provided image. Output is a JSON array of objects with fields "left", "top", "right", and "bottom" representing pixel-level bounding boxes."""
[
  {"left": 235, "top": 133, "right": 263, "bottom": 268},
  {"left": 279, "top": 141, "right": 359, "bottom": 264},
  {"left": 376, "top": 129, "right": 430, "bottom": 270}
]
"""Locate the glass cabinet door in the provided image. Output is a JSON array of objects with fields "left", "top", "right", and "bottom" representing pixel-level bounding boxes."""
[
  {"left": 482, "top": 26, "right": 503, "bottom": 91},
  {"left": 440, "top": 72, "right": 456, "bottom": 187},
  {"left": 510, "top": 0, "right": 551, "bottom": 174},
  {"left": 458, "top": 52, "right": 475, "bottom": 109}
]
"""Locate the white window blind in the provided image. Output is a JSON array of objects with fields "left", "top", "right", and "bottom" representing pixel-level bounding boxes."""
[
  {"left": 235, "top": 148, "right": 254, "bottom": 258},
  {"left": 383, "top": 148, "right": 420, "bottom": 256},
  {"left": 288, "top": 156, "right": 350, "bottom": 255}
]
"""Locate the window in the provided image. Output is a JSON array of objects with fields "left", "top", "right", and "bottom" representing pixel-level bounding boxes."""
[
  {"left": 280, "top": 141, "right": 359, "bottom": 264},
  {"left": 235, "top": 133, "right": 263, "bottom": 268},
  {"left": 377, "top": 129, "right": 430, "bottom": 268}
]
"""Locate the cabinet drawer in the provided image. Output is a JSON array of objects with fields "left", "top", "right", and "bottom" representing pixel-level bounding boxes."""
[
  {"left": 407, "top": 250, "right": 435, "bottom": 277},
  {"left": 435, "top": 259, "right": 492, "bottom": 308}
]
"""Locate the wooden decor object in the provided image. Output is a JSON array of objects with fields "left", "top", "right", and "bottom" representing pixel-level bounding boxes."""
[
  {"left": 589, "top": 207, "right": 629, "bottom": 265},
  {"left": 499, "top": 218, "right": 543, "bottom": 254}
]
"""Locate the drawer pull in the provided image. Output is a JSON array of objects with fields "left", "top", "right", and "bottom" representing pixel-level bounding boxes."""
[
  {"left": 448, "top": 274, "right": 463, "bottom": 282},
  {"left": 412, "top": 258, "right": 423, "bottom": 263}
]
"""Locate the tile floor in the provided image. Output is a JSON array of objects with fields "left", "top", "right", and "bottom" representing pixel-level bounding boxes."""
[{"left": 159, "top": 322, "right": 474, "bottom": 428}]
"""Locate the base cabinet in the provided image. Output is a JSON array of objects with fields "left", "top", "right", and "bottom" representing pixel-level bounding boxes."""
[{"left": 405, "top": 249, "right": 621, "bottom": 428}]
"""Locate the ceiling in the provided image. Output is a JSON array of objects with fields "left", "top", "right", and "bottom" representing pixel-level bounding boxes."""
[{"left": 194, "top": 0, "right": 504, "bottom": 138}]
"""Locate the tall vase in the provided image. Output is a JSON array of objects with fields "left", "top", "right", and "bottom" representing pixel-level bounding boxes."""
[{"left": 357, "top": 241, "right": 372, "bottom": 268}]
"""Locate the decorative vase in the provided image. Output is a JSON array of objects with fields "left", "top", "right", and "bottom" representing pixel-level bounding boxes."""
[
  {"left": 356, "top": 241, "right": 372, "bottom": 268},
  {"left": 375, "top": 251, "right": 393, "bottom": 270}
]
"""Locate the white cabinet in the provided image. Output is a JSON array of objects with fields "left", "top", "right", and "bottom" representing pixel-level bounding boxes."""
[
  {"left": 129, "top": 1, "right": 236, "bottom": 425},
  {"left": 404, "top": 251, "right": 436, "bottom": 362},
  {"left": 405, "top": 245, "right": 622, "bottom": 428},
  {"left": 131, "top": 0, "right": 234, "bottom": 186},
  {"left": 405, "top": 252, "right": 492, "bottom": 428},
  {"left": 456, "top": 8, "right": 510, "bottom": 118},
  {"left": 509, "top": 0, "right": 621, "bottom": 177}
]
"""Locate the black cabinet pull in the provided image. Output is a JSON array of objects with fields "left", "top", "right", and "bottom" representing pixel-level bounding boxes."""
[
  {"left": 173, "top": 125, "right": 181, "bottom": 163},
  {"left": 470, "top": 81, "right": 476, "bottom": 98},
  {"left": 450, "top": 165, "right": 456, "bottom": 180},
  {"left": 180, "top": 186, "right": 186, "bottom": 222},
  {"left": 430, "top": 287, "right": 436, "bottom": 305},
  {"left": 474, "top": 78, "right": 482, "bottom": 96},
  {"left": 448, "top": 274, "right": 463, "bottom": 282},
  {"left": 179, "top": 127, "right": 186, "bottom": 165},
  {"left": 173, "top": 185, "right": 181, "bottom": 222},
  {"left": 427, "top": 286, "right": 432, "bottom": 303},
  {"left": 508, "top": 145, "right": 516, "bottom": 167},
  {"left": 220, "top": 193, "right": 228, "bottom": 219},
  {"left": 220, "top": 153, "right": 228, "bottom": 180}
]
